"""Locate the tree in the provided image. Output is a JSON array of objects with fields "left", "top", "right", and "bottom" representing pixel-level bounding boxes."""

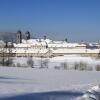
[
  {"left": 74, "top": 62, "right": 79, "bottom": 70},
  {"left": 61, "top": 62, "right": 68, "bottom": 70},
  {"left": 42, "top": 59, "right": 49, "bottom": 68},
  {"left": 39, "top": 57, "right": 49, "bottom": 68},
  {"left": 16, "top": 63, "right": 21, "bottom": 67},
  {"left": 79, "top": 62, "right": 87, "bottom": 70},
  {"left": 27, "top": 57, "right": 34, "bottom": 68},
  {"left": 0, "top": 48, "right": 6, "bottom": 66},
  {"left": 0, "top": 41, "right": 13, "bottom": 66},
  {"left": 74, "top": 62, "right": 87, "bottom": 70},
  {"left": 96, "top": 65, "right": 100, "bottom": 71}
]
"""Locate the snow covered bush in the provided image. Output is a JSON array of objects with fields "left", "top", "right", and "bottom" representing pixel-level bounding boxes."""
[
  {"left": 42, "top": 59, "right": 49, "bottom": 68},
  {"left": 0, "top": 57, "right": 13, "bottom": 66},
  {"left": 60, "top": 62, "right": 68, "bottom": 70},
  {"left": 74, "top": 62, "right": 80, "bottom": 70},
  {"left": 39, "top": 58, "right": 49, "bottom": 68},
  {"left": 54, "top": 66, "right": 60, "bottom": 69},
  {"left": 79, "top": 62, "right": 87, "bottom": 70},
  {"left": 86, "top": 66, "right": 93, "bottom": 71},
  {"left": 27, "top": 57, "right": 34, "bottom": 68},
  {"left": 73, "top": 62, "right": 87, "bottom": 70},
  {"left": 16, "top": 63, "right": 21, "bottom": 67},
  {"left": 96, "top": 65, "right": 100, "bottom": 71}
]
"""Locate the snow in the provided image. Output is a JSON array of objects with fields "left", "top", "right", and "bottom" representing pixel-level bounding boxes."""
[
  {"left": 0, "top": 40, "right": 5, "bottom": 47},
  {"left": 12, "top": 54, "right": 100, "bottom": 70},
  {"left": 0, "top": 55, "right": 100, "bottom": 99},
  {"left": 0, "top": 67, "right": 100, "bottom": 99},
  {"left": 12, "top": 48, "right": 48, "bottom": 53},
  {"left": 79, "top": 85, "right": 100, "bottom": 100},
  {"left": 91, "top": 85, "right": 100, "bottom": 92},
  {"left": 3, "top": 38, "right": 99, "bottom": 55},
  {"left": 52, "top": 48, "right": 99, "bottom": 54}
]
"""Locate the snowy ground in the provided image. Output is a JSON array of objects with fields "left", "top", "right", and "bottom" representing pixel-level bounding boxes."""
[
  {"left": 0, "top": 67, "right": 100, "bottom": 100},
  {"left": 0, "top": 55, "right": 100, "bottom": 100}
]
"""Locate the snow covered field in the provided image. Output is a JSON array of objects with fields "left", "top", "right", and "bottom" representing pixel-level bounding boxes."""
[
  {"left": 0, "top": 55, "right": 100, "bottom": 100},
  {"left": 0, "top": 67, "right": 100, "bottom": 100}
]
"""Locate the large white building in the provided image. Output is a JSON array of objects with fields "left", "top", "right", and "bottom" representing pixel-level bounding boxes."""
[{"left": 0, "top": 31, "right": 100, "bottom": 57}]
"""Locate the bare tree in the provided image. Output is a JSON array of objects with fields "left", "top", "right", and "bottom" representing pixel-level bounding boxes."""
[
  {"left": 74, "top": 62, "right": 80, "bottom": 70},
  {"left": 39, "top": 57, "right": 49, "bottom": 68},
  {"left": 42, "top": 59, "right": 49, "bottom": 68},
  {"left": 96, "top": 64, "right": 100, "bottom": 71},
  {"left": 27, "top": 57, "right": 34, "bottom": 68},
  {"left": 0, "top": 48, "right": 6, "bottom": 66},
  {"left": 61, "top": 62, "right": 68, "bottom": 70},
  {"left": 0, "top": 41, "right": 13, "bottom": 66},
  {"left": 54, "top": 66, "right": 60, "bottom": 70},
  {"left": 79, "top": 62, "right": 87, "bottom": 70},
  {"left": 74, "top": 62, "right": 87, "bottom": 70},
  {"left": 16, "top": 63, "right": 21, "bottom": 67}
]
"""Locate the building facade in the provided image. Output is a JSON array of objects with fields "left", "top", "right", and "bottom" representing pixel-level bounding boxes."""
[{"left": 0, "top": 32, "right": 100, "bottom": 58}]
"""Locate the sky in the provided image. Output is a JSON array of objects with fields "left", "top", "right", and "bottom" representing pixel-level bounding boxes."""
[{"left": 0, "top": 0, "right": 100, "bottom": 42}]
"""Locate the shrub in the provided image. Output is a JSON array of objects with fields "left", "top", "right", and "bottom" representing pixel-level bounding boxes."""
[
  {"left": 16, "top": 63, "right": 21, "bottom": 67},
  {"left": 27, "top": 57, "right": 34, "bottom": 68},
  {"left": 39, "top": 58, "right": 49, "bottom": 68},
  {"left": 96, "top": 65, "right": 100, "bottom": 71},
  {"left": 0, "top": 57, "right": 13, "bottom": 67},
  {"left": 79, "top": 62, "right": 87, "bottom": 70},
  {"left": 87, "top": 66, "right": 93, "bottom": 71},
  {"left": 42, "top": 59, "right": 49, "bottom": 68},
  {"left": 74, "top": 62, "right": 87, "bottom": 70},
  {"left": 60, "top": 62, "right": 68, "bottom": 70},
  {"left": 74, "top": 62, "right": 80, "bottom": 70},
  {"left": 54, "top": 66, "right": 60, "bottom": 69}
]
